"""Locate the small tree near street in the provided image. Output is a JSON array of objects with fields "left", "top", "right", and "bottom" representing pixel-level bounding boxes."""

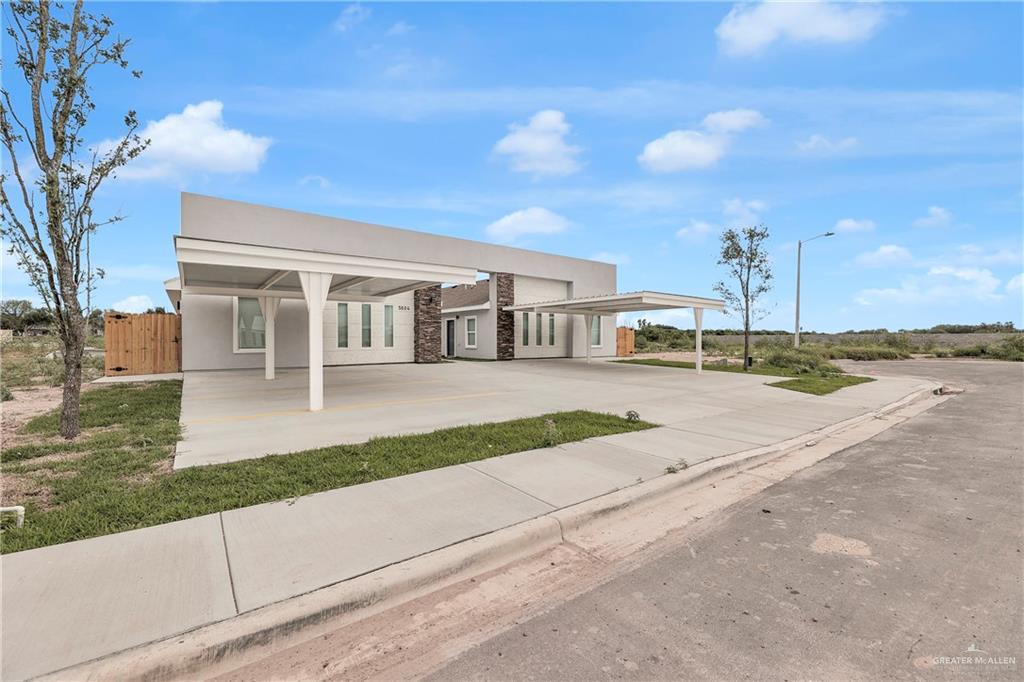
[
  {"left": 713, "top": 225, "right": 773, "bottom": 371},
  {"left": 1, "top": 0, "right": 146, "bottom": 437}
]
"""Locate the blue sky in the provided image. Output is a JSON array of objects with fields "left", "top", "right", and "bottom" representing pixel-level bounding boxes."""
[{"left": 3, "top": 1, "right": 1022, "bottom": 332}]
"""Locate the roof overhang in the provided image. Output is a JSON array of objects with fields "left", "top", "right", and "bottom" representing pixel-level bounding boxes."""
[
  {"left": 174, "top": 236, "right": 478, "bottom": 301},
  {"left": 504, "top": 291, "right": 726, "bottom": 316}
]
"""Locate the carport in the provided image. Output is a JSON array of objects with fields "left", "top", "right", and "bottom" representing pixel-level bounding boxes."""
[
  {"left": 505, "top": 291, "right": 726, "bottom": 372},
  {"left": 174, "top": 236, "right": 478, "bottom": 411}
]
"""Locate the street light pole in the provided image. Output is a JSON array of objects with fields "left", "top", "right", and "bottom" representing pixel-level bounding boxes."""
[{"left": 794, "top": 231, "right": 835, "bottom": 348}]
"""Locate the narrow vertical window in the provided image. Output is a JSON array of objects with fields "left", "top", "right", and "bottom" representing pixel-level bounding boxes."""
[
  {"left": 590, "top": 315, "right": 602, "bottom": 346},
  {"left": 548, "top": 314, "right": 555, "bottom": 345},
  {"left": 465, "top": 316, "right": 477, "bottom": 348},
  {"left": 337, "top": 303, "right": 348, "bottom": 348},
  {"left": 384, "top": 305, "right": 394, "bottom": 348},
  {"left": 522, "top": 312, "right": 529, "bottom": 346},
  {"left": 361, "top": 303, "right": 372, "bottom": 347},
  {"left": 536, "top": 313, "right": 542, "bottom": 346},
  {"left": 236, "top": 297, "right": 265, "bottom": 350}
]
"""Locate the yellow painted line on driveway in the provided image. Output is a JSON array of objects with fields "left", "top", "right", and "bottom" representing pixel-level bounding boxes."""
[{"left": 185, "top": 390, "right": 510, "bottom": 426}]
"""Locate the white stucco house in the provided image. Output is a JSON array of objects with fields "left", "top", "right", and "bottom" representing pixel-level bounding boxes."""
[{"left": 165, "top": 193, "right": 724, "bottom": 410}]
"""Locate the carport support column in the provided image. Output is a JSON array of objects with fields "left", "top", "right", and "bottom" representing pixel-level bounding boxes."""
[
  {"left": 584, "top": 314, "right": 593, "bottom": 364},
  {"left": 258, "top": 296, "right": 280, "bottom": 381},
  {"left": 298, "top": 272, "right": 331, "bottom": 411},
  {"left": 694, "top": 307, "right": 703, "bottom": 374}
]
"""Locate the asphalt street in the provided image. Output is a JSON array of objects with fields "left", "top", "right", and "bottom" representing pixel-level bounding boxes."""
[{"left": 429, "top": 360, "right": 1023, "bottom": 680}]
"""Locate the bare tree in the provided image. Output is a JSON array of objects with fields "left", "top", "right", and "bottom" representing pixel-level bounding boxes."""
[
  {"left": 1, "top": 0, "right": 147, "bottom": 437},
  {"left": 713, "top": 225, "right": 773, "bottom": 372}
]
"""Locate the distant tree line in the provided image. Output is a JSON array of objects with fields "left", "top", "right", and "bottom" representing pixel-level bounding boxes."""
[
  {"left": 0, "top": 299, "right": 166, "bottom": 336},
  {"left": 634, "top": 319, "right": 1020, "bottom": 341}
]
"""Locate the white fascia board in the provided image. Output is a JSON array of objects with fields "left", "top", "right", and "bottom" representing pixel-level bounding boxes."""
[
  {"left": 504, "top": 291, "right": 726, "bottom": 314},
  {"left": 175, "top": 237, "right": 477, "bottom": 287},
  {"left": 441, "top": 302, "right": 492, "bottom": 314},
  {"left": 179, "top": 284, "right": 390, "bottom": 303}
]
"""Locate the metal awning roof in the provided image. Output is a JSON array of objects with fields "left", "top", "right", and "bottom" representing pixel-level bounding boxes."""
[
  {"left": 504, "top": 291, "right": 726, "bottom": 316},
  {"left": 173, "top": 236, "right": 478, "bottom": 301}
]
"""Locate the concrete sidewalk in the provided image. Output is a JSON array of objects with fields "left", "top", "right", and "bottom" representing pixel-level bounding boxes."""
[{"left": 1, "top": 373, "right": 933, "bottom": 680}]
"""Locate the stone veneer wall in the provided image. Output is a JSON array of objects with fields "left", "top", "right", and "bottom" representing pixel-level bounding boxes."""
[
  {"left": 495, "top": 272, "right": 515, "bottom": 360},
  {"left": 413, "top": 285, "right": 442, "bottom": 363}
]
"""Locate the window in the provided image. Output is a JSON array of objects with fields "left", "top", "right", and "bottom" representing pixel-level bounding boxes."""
[
  {"left": 234, "top": 297, "right": 265, "bottom": 352},
  {"left": 536, "top": 313, "right": 542, "bottom": 346},
  {"left": 522, "top": 312, "right": 529, "bottom": 346},
  {"left": 590, "top": 315, "right": 602, "bottom": 347},
  {"left": 465, "top": 316, "right": 477, "bottom": 349},
  {"left": 361, "top": 303, "right": 372, "bottom": 348},
  {"left": 384, "top": 305, "right": 394, "bottom": 348},
  {"left": 548, "top": 314, "right": 555, "bottom": 345},
  {"left": 337, "top": 303, "right": 348, "bottom": 348}
]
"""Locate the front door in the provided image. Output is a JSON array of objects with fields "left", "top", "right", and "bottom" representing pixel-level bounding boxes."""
[{"left": 445, "top": 319, "right": 455, "bottom": 356}]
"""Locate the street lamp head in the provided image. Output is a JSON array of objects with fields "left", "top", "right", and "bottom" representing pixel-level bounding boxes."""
[{"left": 824, "top": 231, "right": 835, "bottom": 237}]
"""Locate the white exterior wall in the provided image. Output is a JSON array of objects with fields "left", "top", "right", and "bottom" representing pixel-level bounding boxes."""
[
  {"left": 514, "top": 276, "right": 571, "bottom": 359},
  {"left": 180, "top": 292, "right": 415, "bottom": 371}
]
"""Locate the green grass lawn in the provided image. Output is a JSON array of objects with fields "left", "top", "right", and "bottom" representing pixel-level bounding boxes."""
[
  {"left": 766, "top": 374, "right": 875, "bottom": 395},
  {"left": 614, "top": 357, "right": 875, "bottom": 396},
  {"left": 0, "top": 381, "right": 655, "bottom": 554}
]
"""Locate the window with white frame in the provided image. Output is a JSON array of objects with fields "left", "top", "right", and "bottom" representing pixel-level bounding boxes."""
[
  {"left": 522, "top": 312, "right": 529, "bottom": 346},
  {"left": 465, "top": 316, "right": 477, "bottom": 349},
  {"left": 361, "top": 303, "right": 372, "bottom": 348},
  {"left": 384, "top": 305, "right": 394, "bottom": 348},
  {"left": 590, "top": 315, "right": 602, "bottom": 347},
  {"left": 337, "top": 303, "right": 349, "bottom": 348},
  {"left": 548, "top": 314, "right": 555, "bottom": 345},
  {"left": 234, "top": 297, "right": 265, "bottom": 352}
]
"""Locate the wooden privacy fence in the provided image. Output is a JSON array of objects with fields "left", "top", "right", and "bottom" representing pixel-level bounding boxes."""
[
  {"left": 616, "top": 326, "right": 635, "bottom": 357},
  {"left": 104, "top": 313, "right": 181, "bottom": 376}
]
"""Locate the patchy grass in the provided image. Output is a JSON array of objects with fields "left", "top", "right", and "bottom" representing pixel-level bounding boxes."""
[
  {"left": 615, "top": 357, "right": 803, "bottom": 377},
  {"left": 767, "top": 375, "right": 875, "bottom": 396},
  {"left": 1, "top": 381, "right": 654, "bottom": 554},
  {"left": 0, "top": 336, "right": 105, "bottom": 388}
]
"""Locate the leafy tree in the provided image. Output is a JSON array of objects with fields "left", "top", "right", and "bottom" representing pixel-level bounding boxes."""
[
  {"left": 1, "top": 0, "right": 146, "bottom": 437},
  {"left": 713, "top": 225, "right": 773, "bottom": 371},
  {"left": 0, "top": 298, "right": 33, "bottom": 331}
]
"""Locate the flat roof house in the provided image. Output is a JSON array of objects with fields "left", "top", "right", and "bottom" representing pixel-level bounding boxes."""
[{"left": 166, "top": 193, "right": 724, "bottom": 411}]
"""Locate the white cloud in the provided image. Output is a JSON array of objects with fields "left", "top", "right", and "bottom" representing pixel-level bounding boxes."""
[
  {"left": 835, "top": 218, "right": 876, "bottom": 233},
  {"left": 955, "top": 244, "right": 1022, "bottom": 267},
  {"left": 334, "top": 4, "right": 371, "bottom": 32},
  {"left": 299, "top": 174, "right": 332, "bottom": 189},
  {"left": 676, "top": 219, "right": 715, "bottom": 242},
  {"left": 109, "top": 101, "right": 271, "bottom": 181},
  {"left": 716, "top": 0, "right": 888, "bottom": 57},
  {"left": 619, "top": 308, "right": 694, "bottom": 329},
  {"left": 722, "top": 197, "right": 768, "bottom": 226},
  {"left": 493, "top": 110, "right": 582, "bottom": 177},
  {"left": 797, "top": 133, "right": 859, "bottom": 154},
  {"left": 913, "top": 206, "right": 954, "bottom": 229},
  {"left": 856, "top": 266, "right": 1002, "bottom": 306},
  {"left": 701, "top": 108, "right": 766, "bottom": 133},
  {"left": 485, "top": 207, "right": 570, "bottom": 243},
  {"left": 855, "top": 244, "right": 913, "bottom": 268},
  {"left": 638, "top": 130, "right": 725, "bottom": 173},
  {"left": 112, "top": 295, "right": 155, "bottom": 313},
  {"left": 590, "top": 251, "right": 632, "bottom": 266},
  {"left": 387, "top": 20, "right": 415, "bottom": 36},
  {"left": 638, "top": 109, "right": 765, "bottom": 173},
  {"left": 1007, "top": 273, "right": 1024, "bottom": 294}
]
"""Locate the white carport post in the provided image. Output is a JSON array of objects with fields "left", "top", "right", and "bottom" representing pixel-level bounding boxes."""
[
  {"left": 694, "top": 306, "right": 704, "bottom": 374},
  {"left": 583, "top": 314, "right": 593, "bottom": 364},
  {"left": 298, "top": 272, "right": 332, "bottom": 411},
  {"left": 257, "top": 296, "right": 280, "bottom": 380}
]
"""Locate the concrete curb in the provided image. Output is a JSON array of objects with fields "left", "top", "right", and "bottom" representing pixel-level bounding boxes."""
[{"left": 45, "top": 380, "right": 943, "bottom": 681}]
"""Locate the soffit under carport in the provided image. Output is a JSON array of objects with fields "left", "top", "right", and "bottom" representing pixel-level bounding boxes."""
[
  {"left": 504, "top": 291, "right": 726, "bottom": 316},
  {"left": 175, "top": 236, "right": 478, "bottom": 301}
]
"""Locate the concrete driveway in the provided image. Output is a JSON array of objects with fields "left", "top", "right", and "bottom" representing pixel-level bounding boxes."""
[{"left": 174, "top": 359, "right": 927, "bottom": 468}]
